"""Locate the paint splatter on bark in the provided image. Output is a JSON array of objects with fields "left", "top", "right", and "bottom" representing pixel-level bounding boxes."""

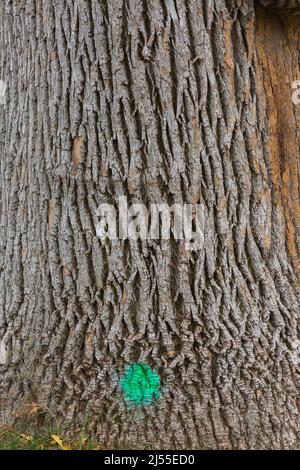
[{"left": 120, "top": 363, "right": 161, "bottom": 407}]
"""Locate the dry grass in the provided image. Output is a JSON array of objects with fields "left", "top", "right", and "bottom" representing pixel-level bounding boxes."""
[
  {"left": 0, "top": 425, "right": 102, "bottom": 450},
  {"left": 0, "top": 404, "right": 101, "bottom": 450}
]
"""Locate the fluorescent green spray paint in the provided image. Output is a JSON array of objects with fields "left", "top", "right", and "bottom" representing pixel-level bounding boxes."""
[{"left": 120, "top": 363, "right": 161, "bottom": 406}]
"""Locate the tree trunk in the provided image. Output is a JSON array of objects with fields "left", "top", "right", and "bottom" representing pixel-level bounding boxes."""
[{"left": 0, "top": 0, "right": 300, "bottom": 450}]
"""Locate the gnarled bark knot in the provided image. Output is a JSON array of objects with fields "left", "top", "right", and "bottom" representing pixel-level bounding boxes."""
[{"left": 259, "top": 0, "right": 300, "bottom": 13}]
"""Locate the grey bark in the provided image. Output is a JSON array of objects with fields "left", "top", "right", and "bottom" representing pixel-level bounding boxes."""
[{"left": 0, "top": 0, "right": 300, "bottom": 449}]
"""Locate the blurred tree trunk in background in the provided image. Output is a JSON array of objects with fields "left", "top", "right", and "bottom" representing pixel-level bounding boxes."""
[{"left": 0, "top": 0, "right": 300, "bottom": 449}]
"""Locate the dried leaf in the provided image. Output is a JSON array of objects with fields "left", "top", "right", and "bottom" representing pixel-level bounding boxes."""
[
  {"left": 28, "top": 404, "right": 40, "bottom": 415},
  {"left": 19, "top": 434, "right": 33, "bottom": 442},
  {"left": 51, "top": 434, "right": 70, "bottom": 450}
]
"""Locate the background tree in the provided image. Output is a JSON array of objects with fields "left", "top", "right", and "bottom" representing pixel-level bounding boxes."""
[{"left": 0, "top": 0, "right": 300, "bottom": 449}]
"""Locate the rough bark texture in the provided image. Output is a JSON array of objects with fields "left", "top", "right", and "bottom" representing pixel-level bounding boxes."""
[
  {"left": 0, "top": 0, "right": 300, "bottom": 450},
  {"left": 260, "top": 0, "right": 300, "bottom": 13}
]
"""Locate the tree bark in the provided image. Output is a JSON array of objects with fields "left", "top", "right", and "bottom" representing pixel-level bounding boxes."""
[{"left": 0, "top": 0, "right": 300, "bottom": 449}]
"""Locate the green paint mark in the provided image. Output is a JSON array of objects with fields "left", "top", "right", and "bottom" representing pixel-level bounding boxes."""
[{"left": 120, "top": 363, "right": 161, "bottom": 407}]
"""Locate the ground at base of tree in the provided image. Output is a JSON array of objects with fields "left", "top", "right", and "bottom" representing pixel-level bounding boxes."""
[{"left": 0, "top": 425, "right": 102, "bottom": 450}]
